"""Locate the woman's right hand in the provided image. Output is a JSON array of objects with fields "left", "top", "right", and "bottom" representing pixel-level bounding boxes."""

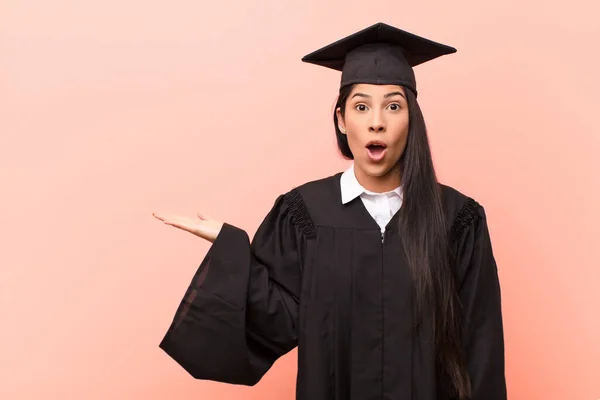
[{"left": 152, "top": 211, "right": 223, "bottom": 243}]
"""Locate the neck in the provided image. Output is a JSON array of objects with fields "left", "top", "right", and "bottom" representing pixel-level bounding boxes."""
[{"left": 354, "top": 163, "right": 402, "bottom": 193}]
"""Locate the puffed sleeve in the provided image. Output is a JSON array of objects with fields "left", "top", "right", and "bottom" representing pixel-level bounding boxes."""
[
  {"left": 451, "top": 199, "right": 507, "bottom": 399},
  {"left": 159, "top": 190, "right": 311, "bottom": 386}
]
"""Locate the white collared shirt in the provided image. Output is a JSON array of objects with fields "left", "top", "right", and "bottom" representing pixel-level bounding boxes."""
[{"left": 340, "top": 164, "right": 403, "bottom": 233}]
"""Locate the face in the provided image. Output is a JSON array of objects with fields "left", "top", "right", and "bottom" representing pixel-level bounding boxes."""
[{"left": 336, "top": 84, "right": 409, "bottom": 191}]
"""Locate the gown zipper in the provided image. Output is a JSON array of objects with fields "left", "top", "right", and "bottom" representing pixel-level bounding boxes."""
[{"left": 380, "top": 227, "right": 385, "bottom": 398}]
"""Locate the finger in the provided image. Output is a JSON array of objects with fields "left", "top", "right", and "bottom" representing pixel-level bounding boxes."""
[
  {"left": 154, "top": 213, "right": 185, "bottom": 223},
  {"left": 164, "top": 219, "right": 193, "bottom": 232},
  {"left": 155, "top": 213, "right": 181, "bottom": 226},
  {"left": 152, "top": 212, "right": 166, "bottom": 221},
  {"left": 167, "top": 215, "right": 190, "bottom": 226},
  {"left": 154, "top": 213, "right": 178, "bottom": 223},
  {"left": 197, "top": 212, "right": 211, "bottom": 221}
]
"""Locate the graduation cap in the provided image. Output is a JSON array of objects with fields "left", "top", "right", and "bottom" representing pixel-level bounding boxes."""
[{"left": 301, "top": 22, "right": 456, "bottom": 96}]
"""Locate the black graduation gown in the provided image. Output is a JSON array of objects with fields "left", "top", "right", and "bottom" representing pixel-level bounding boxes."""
[{"left": 159, "top": 172, "right": 507, "bottom": 399}]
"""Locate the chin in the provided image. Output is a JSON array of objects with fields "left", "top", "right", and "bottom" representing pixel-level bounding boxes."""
[{"left": 359, "top": 161, "right": 397, "bottom": 178}]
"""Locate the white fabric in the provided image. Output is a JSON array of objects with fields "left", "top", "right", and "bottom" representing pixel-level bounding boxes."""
[{"left": 340, "top": 164, "right": 403, "bottom": 233}]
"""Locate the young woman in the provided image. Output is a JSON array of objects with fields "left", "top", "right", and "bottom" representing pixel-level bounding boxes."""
[{"left": 153, "top": 22, "right": 507, "bottom": 400}]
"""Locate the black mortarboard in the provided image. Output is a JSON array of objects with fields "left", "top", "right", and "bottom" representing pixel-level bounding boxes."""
[{"left": 301, "top": 22, "right": 456, "bottom": 96}]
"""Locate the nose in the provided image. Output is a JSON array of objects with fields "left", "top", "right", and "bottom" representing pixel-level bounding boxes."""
[{"left": 369, "top": 112, "right": 385, "bottom": 133}]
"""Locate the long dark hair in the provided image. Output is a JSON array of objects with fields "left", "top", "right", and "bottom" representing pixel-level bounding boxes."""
[{"left": 333, "top": 84, "right": 471, "bottom": 399}]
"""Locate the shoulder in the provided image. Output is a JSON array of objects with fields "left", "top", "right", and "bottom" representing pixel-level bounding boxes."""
[
  {"left": 439, "top": 183, "right": 486, "bottom": 237},
  {"left": 289, "top": 173, "right": 342, "bottom": 200},
  {"left": 275, "top": 172, "right": 342, "bottom": 237},
  {"left": 281, "top": 172, "right": 342, "bottom": 211}
]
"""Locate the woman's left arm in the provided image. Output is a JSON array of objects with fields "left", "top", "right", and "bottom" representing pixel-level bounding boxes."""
[{"left": 453, "top": 199, "right": 508, "bottom": 399}]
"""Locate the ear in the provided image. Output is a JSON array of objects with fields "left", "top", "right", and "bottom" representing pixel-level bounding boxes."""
[{"left": 336, "top": 107, "right": 346, "bottom": 134}]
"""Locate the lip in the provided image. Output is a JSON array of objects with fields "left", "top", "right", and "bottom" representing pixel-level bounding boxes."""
[
  {"left": 366, "top": 140, "right": 387, "bottom": 148},
  {"left": 365, "top": 141, "right": 388, "bottom": 162}
]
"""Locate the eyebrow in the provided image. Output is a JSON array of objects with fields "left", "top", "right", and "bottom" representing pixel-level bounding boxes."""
[{"left": 351, "top": 91, "right": 406, "bottom": 99}]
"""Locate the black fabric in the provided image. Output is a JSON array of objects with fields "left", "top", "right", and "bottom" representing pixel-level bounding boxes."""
[
  {"left": 159, "top": 173, "right": 507, "bottom": 399},
  {"left": 301, "top": 22, "right": 457, "bottom": 95}
]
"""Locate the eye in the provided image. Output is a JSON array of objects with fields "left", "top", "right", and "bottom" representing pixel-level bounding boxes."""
[
  {"left": 355, "top": 104, "right": 368, "bottom": 112},
  {"left": 387, "top": 103, "right": 402, "bottom": 111}
]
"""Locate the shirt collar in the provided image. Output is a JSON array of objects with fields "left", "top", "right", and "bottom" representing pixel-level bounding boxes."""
[{"left": 340, "top": 164, "right": 402, "bottom": 204}]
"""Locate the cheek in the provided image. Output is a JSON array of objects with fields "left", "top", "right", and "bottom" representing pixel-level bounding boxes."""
[
  {"left": 390, "top": 117, "right": 409, "bottom": 148},
  {"left": 344, "top": 119, "right": 365, "bottom": 151},
  {"left": 345, "top": 131, "right": 362, "bottom": 153}
]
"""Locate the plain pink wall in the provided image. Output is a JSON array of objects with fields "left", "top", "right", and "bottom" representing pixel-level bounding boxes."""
[{"left": 1, "top": 1, "right": 599, "bottom": 399}]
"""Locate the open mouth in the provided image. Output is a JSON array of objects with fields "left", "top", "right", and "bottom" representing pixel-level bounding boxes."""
[{"left": 366, "top": 141, "right": 387, "bottom": 161}]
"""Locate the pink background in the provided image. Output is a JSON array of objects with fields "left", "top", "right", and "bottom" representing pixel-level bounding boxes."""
[{"left": 1, "top": 1, "right": 599, "bottom": 399}]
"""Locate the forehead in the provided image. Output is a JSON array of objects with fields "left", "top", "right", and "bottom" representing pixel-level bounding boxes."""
[{"left": 349, "top": 84, "right": 406, "bottom": 97}]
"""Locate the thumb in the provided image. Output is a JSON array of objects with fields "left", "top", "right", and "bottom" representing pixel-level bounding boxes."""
[{"left": 197, "top": 212, "right": 211, "bottom": 221}]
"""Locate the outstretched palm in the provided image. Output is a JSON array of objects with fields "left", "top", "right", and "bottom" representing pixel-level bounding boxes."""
[{"left": 152, "top": 211, "right": 223, "bottom": 243}]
